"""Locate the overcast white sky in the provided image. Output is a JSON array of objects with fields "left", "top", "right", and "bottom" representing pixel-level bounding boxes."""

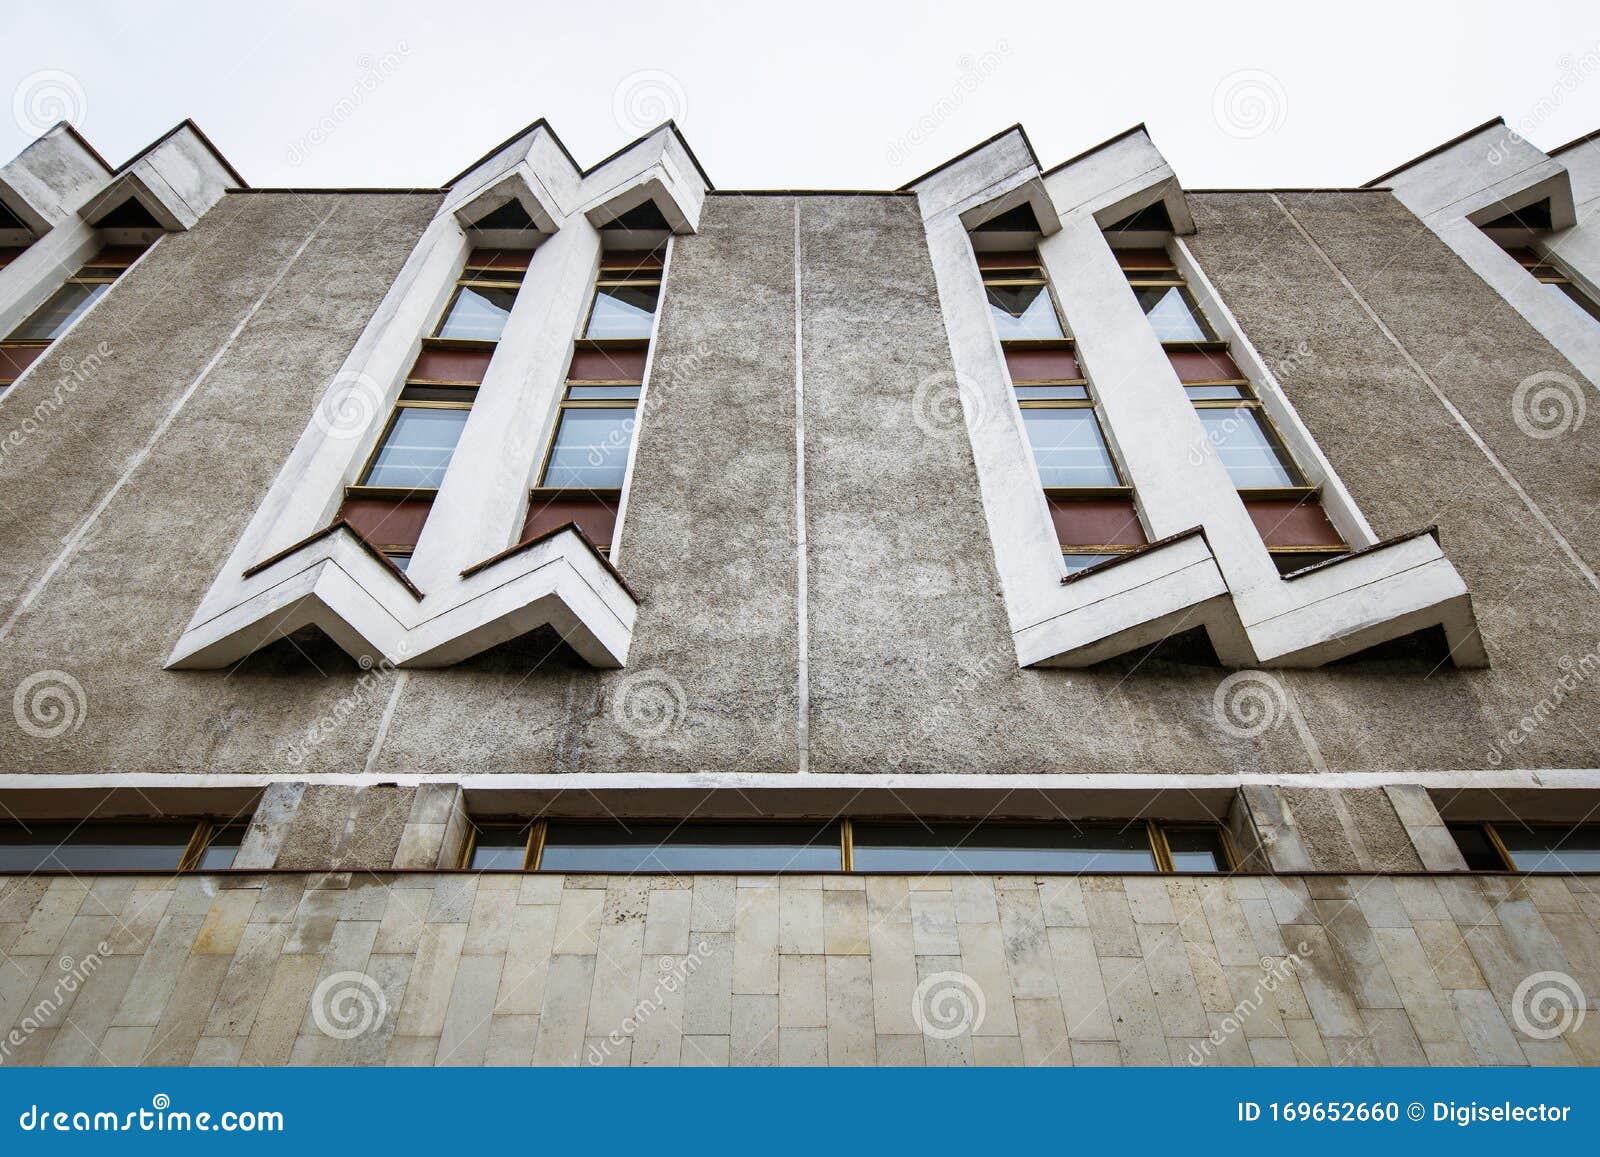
[{"left": 4, "top": 1, "right": 1599, "bottom": 190}]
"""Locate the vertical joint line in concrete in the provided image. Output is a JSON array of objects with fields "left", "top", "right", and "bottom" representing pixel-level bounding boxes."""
[
  {"left": 1269, "top": 193, "right": 1600, "bottom": 597},
  {"left": 794, "top": 200, "right": 810, "bottom": 774},
  {"left": 364, "top": 671, "right": 410, "bottom": 775},
  {"left": 0, "top": 207, "right": 340, "bottom": 645}
]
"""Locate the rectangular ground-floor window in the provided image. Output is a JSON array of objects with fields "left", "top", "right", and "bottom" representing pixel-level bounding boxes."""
[
  {"left": 0, "top": 820, "right": 246, "bottom": 872},
  {"left": 1449, "top": 822, "right": 1600, "bottom": 872}
]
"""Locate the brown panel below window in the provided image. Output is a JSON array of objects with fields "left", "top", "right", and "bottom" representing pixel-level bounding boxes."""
[
  {"left": 600, "top": 249, "right": 665, "bottom": 272},
  {"left": 974, "top": 250, "right": 1038, "bottom": 270},
  {"left": 0, "top": 246, "right": 27, "bottom": 270},
  {"left": 522, "top": 494, "right": 618, "bottom": 549},
  {"left": 568, "top": 346, "right": 647, "bottom": 382},
  {"left": 1004, "top": 346, "right": 1080, "bottom": 382},
  {"left": 467, "top": 250, "right": 532, "bottom": 272},
  {"left": 1244, "top": 499, "right": 1344, "bottom": 548},
  {"left": 338, "top": 497, "right": 434, "bottom": 550},
  {"left": 1048, "top": 497, "right": 1148, "bottom": 548},
  {"left": 1167, "top": 347, "right": 1241, "bottom": 382},
  {"left": 91, "top": 244, "right": 149, "bottom": 268},
  {"left": 1115, "top": 248, "right": 1170, "bottom": 271},
  {"left": 0, "top": 342, "right": 47, "bottom": 382},
  {"left": 411, "top": 345, "right": 492, "bottom": 383}
]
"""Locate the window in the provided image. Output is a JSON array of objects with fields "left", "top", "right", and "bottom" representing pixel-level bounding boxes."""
[
  {"left": 979, "top": 251, "right": 1146, "bottom": 572},
  {"left": 340, "top": 251, "right": 528, "bottom": 569},
  {"left": 455, "top": 818, "right": 1229, "bottom": 873},
  {"left": 1, "top": 246, "right": 145, "bottom": 393},
  {"left": 0, "top": 819, "right": 246, "bottom": 872},
  {"left": 1448, "top": 822, "right": 1600, "bottom": 872},
  {"left": 357, "top": 387, "right": 477, "bottom": 490},
  {"left": 461, "top": 820, "right": 843, "bottom": 872},
  {"left": 433, "top": 260, "right": 526, "bottom": 342},
  {"left": 850, "top": 821, "right": 1230, "bottom": 874},
  {"left": 1118, "top": 248, "right": 1347, "bottom": 571},
  {"left": 1505, "top": 248, "right": 1600, "bottom": 327},
  {"left": 524, "top": 251, "right": 663, "bottom": 555}
]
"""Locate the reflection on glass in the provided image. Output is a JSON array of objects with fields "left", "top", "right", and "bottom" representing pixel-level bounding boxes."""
[
  {"left": 542, "top": 408, "right": 636, "bottom": 489},
  {"left": 1133, "top": 285, "right": 1209, "bottom": 342},
  {"left": 364, "top": 407, "right": 471, "bottom": 489},
  {"left": 195, "top": 825, "right": 246, "bottom": 870},
  {"left": 8, "top": 282, "right": 110, "bottom": 340},
  {"left": 1165, "top": 828, "right": 1228, "bottom": 872},
  {"left": 0, "top": 823, "right": 194, "bottom": 871},
  {"left": 470, "top": 827, "right": 533, "bottom": 870},
  {"left": 986, "top": 282, "right": 1064, "bottom": 340},
  {"left": 852, "top": 824, "right": 1159, "bottom": 872},
  {"left": 436, "top": 285, "right": 519, "bottom": 341},
  {"left": 1021, "top": 409, "right": 1120, "bottom": 487},
  {"left": 539, "top": 822, "right": 842, "bottom": 872},
  {"left": 1193, "top": 407, "right": 1296, "bottom": 488},
  {"left": 1062, "top": 553, "right": 1118, "bottom": 573},
  {"left": 586, "top": 283, "right": 659, "bottom": 339},
  {"left": 1498, "top": 826, "right": 1600, "bottom": 872}
]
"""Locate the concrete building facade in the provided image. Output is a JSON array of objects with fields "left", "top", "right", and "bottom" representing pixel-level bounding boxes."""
[{"left": 0, "top": 114, "right": 1598, "bottom": 1067}]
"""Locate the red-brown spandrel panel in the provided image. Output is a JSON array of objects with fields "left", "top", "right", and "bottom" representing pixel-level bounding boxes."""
[
  {"left": 974, "top": 250, "right": 1039, "bottom": 270},
  {"left": 1244, "top": 499, "right": 1344, "bottom": 547},
  {"left": 568, "top": 346, "right": 647, "bottom": 382},
  {"left": 522, "top": 495, "right": 618, "bottom": 548},
  {"left": 1115, "top": 249, "right": 1172, "bottom": 272},
  {"left": 1004, "top": 346, "right": 1081, "bottom": 382},
  {"left": 1048, "top": 498, "right": 1149, "bottom": 548},
  {"left": 465, "top": 249, "right": 531, "bottom": 271},
  {"left": 410, "top": 346, "right": 493, "bottom": 383},
  {"left": 338, "top": 497, "right": 434, "bottom": 549},
  {"left": 0, "top": 343, "right": 47, "bottom": 382},
  {"left": 599, "top": 249, "right": 665, "bottom": 272},
  {"left": 1167, "top": 348, "right": 1242, "bottom": 382}
]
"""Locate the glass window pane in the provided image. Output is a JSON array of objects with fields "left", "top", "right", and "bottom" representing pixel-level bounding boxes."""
[
  {"left": 470, "top": 827, "right": 532, "bottom": 870},
  {"left": 1271, "top": 551, "right": 1345, "bottom": 576},
  {"left": 852, "top": 823, "right": 1158, "bottom": 873},
  {"left": 435, "top": 285, "right": 519, "bottom": 341},
  {"left": 1164, "top": 828, "right": 1227, "bottom": 872},
  {"left": 364, "top": 406, "right": 471, "bottom": 489},
  {"left": 1448, "top": 824, "right": 1507, "bottom": 871},
  {"left": 985, "top": 282, "right": 1064, "bottom": 340},
  {"left": 539, "top": 822, "right": 842, "bottom": 873},
  {"left": 566, "top": 384, "right": 642, "bottom": 400},
  {"left": 195, "top": 825, "right": 246, "bottom": 870},
  {"left": 1194, "top": 407, "right": 1297, "bottom": 488},
  {"left": 1184, "top": 383, "right": 1248, "bottom": 401},
  {"left": 1021, "top": 408, "right": 1120, "bottom": 487},
  {"left": 1497, "top": 826, "right": 1600, "bottom": 872},
  {"left": 585, "top": 283, "right": 660, "bottom": 339},
  {"left": 8, "top": 281, "right": 109, "bottom": 340},
  {"left": 1014, "top": 384, "right": 1088, "bottom": 401},
  {"left": 1133, "top": 285, "right": 1210, "bottom": 342},
  {"left": 386, "top": 552, "right": 413, "bottom": 573},
  {"left": 541, "top": 407, "right": 636, "bottom": 489},
  {"left": 0, "top": 822, "right": 194, "bottom": 871},
  {"left": 1063, "top": 553, "right": 1118, "bottom": 573}
]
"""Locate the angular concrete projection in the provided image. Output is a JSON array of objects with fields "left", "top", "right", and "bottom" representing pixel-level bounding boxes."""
[
  {"left": 82, "top": 120, "right": 239, "bottom": 234},
  {"left": 913, "top": 126, "right": 1486, "bottom": 669},
  {"left": 1373, "top": 118, "right": 1600, "bottom": 391},
  {"left": 169, "top": 119, "right": 707, "bottom": 672},
  {"left": 166, "top": 520, "right": 636, "bottom": 670}
]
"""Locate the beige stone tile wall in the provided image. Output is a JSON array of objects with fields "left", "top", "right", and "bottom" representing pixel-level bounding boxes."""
[{"left": 1, "top": 871, "right": 1596, "bottom": 1067}]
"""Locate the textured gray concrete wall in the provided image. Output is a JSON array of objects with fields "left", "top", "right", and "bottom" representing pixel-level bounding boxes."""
[
  {"left": 0, "top": 190, "right": 1596, "bottom": 778},
  {"left": 1, "top": 869, "right": 1595, "bottom": 1067}
]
